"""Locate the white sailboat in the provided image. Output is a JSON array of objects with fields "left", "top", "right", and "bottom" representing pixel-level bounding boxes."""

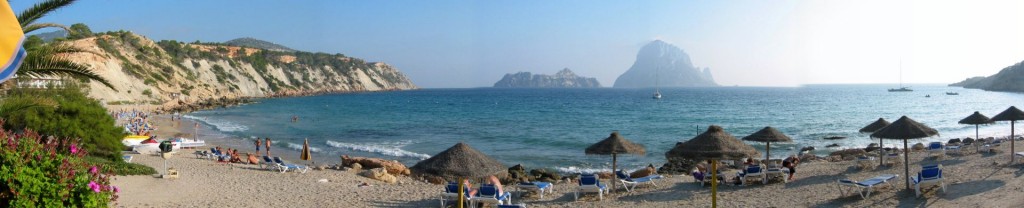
[
  {"left": 653, "top": 67, "right": 662, "bottom": 99},
  {"left": 888, "top": 60, "right": 912, "bottom": 92}
]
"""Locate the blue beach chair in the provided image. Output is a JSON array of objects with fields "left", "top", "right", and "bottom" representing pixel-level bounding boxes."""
[
  {"left": 574, "top": 174, "right": 607, "bottom": 201},
  {"left": 836, "top": 174, "right": 899, "bottom": 199},
  {"left": 515, "top": 181, "right": 553, "bottom": 199},
  {"left": 913, "top": 164, "right": 945, "bottom": 197},
  {"left": 470, "top": 183, "right": 511, "bottom": 206},
  {"left": 272, "top": 157, "right": 309, "bottom": 173},
  {"left": 614, "top": 170, "right": 662, "bottom": 192},
  {"left": 440, "top": 182, "right": 471, "bottom": 208}
]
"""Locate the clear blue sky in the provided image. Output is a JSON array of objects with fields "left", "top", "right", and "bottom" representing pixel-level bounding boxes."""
[{"left": 12, "top": 0, "right": 1024, "bottom": 88}]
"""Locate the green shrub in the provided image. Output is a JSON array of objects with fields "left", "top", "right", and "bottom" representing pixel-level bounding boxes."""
[
  {"left": 83, "top": 157, "right": 155, "bottom": 176},
  {"left": 0, "top": 127, "right": 118, "bottom": 207},
  {"left": 2, "top": 86, "right": 126, "bottom": 160},
  {"left": 141, "top": 89, "right": 152, "bottom": 96}
]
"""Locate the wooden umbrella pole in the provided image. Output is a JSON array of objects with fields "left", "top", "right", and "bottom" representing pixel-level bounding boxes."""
[
  {"left": 458, "top": 177, "right": 465, "bottom": 208},
  {"left": 711, "top": 160, "right": 718, "bottom": 208},
  {"left": 765, "top": 142, "right": 771, "bottom": 162},
  {"left": 976, "top": 124, "right": 980, "bottom": 152},
  {"left": 1012, "top": 121, "right": 1016, "bottom": 164},
  {"left": 904, "top": 141, "right": 910, "bottom": 190},
  {"left": 879, "top": 137, "right": 883, "bottom": 166},
  {"left": 612, "top": 153, "right": 618, "bottom": 193}
]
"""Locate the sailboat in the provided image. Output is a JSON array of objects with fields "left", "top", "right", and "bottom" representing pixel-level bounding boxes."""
[
  {"left": 653, "top": 67, "right": 662, "bottom": 99},
  {"left": 888, "top": 60, "right": 912, "bottom": 92}
]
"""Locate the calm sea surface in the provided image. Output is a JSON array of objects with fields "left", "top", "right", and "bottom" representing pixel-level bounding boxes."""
[{"left": 184, "top": 84, "right": 1024, "bottom": 173}]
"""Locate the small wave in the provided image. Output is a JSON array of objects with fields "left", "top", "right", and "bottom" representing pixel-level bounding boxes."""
[
  {"left": 183, "top": 115, "right": 250, "bottom": 132},
  {"left": 326, "top": 140, "right": 430, "bottom": 159},
  {"left": 285, "top": 142, "right": 322, "bottom": 153}
]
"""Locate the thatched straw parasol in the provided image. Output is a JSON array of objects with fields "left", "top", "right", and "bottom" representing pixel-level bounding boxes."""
[
  {"left": 741, "top": 126, "right": 792, "bottom": 162},
  {"left": 991, "top": 106, "right": 1024, "bottom": 163},
  {"left": 859, "top": 118, "right": 890, "bottom": 166},
  {"left": 870, "top": 116, "right": 938, "bottom": 190},
  {"left": 666, "top": 125, "right": 758, "bottom": 208},
  {"left": 585, "top": 131, "right": 646, "bottom": 193},
  {"left": 959, "top": 111, "right": 993, "bottom": 152},
  {"left": 411, "top": 142, "right": 505, "bottom": 208},
  {"left": 300, "top": 138, "right": 312, "bottom": 164}
]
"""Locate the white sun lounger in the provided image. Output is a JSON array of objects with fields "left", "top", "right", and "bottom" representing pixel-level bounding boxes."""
[{"left": 836, "top": 174, "right": 899, "bottom": 199}]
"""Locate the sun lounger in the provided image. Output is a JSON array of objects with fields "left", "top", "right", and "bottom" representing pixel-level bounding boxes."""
[
  {"left": 856, "top": 156, "right": 876, "bottom": 169},
  {"left": 497, "top": 204, "right": 527, "bottom": 208},
  {"left": 945, "top": 144, "right": 963, "bottom": 155},
  {"left": 764, "top": 163, "right": 789, "bottom": 183},
  {"left": 927, "top": 142, "right": 945, "bottom": 158},
  {"left": 260, "top": 156, "right": 278, "bottom": 171},
  {"left": 1014, "top": 152, "right": 1024, "bottom": 163},
  {"left": 615, "top": 170, "right": 663, "bottom": 192},
  {"left": 470, "top": 183, "right": 511, "bottom": 207},
  {"left": 836, "top": 174, "right": 899, "bottom": 199},
  {"left": 737, "top": 165, "right": 765, "bottom": 186},
  {"left": 883, "top": 152, "right": 901, "bottom": 165},
  {"left": 440, "top": 182, "right": 471, "bottom": 208},
  {"left": 913, "top": 164, "right": 945, "bottom": 197},
  {"left": 515, "top": 181, "right": 553, "bottom": 199},
  {"left": 981, "top": 139, "right": 1002, "bottom": 153},
  {"left": 575, "top": 173, "right": 608, "bottom": 201},
  {"left": 272, "top": 157, "right": 309, "bottom": 173}
]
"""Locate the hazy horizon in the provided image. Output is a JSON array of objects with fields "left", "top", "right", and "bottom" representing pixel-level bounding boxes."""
[{"left": 13, "top": 0, "right": 1024, "bottom": 88}]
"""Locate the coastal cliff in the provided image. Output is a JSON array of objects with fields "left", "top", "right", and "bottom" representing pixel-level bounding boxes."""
[
  {"left": 950, "top": 60, "right": 1024, "bottom": 92},
  {"left": 613, "top": 40, "right": 717, "bottom": 88},
  {"left": 58, "top": 31, "right": 416, "bottom": 109},
  {"left": 493, "top": 68, "right": 601, "bottom": 88}
]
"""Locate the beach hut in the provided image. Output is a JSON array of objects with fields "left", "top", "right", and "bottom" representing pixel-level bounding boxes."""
[
  {"left": 959, "top": 111, "right": 993, "bottom": 152},
  {"left": 411, "top": 142, "right": 506, "bottom": 208},
  {"left": 585, "top": 131, "right": 646, "bottom": 193},
  {"left": 859, "top": 118, "right": 891, "bottom": 166},
  {"left": 300, "top": 138, "right": 312, "bottom": 164},
  {"left": 666, "top": 125, "right": 759, "bottom": 208},
  {"left": 741, "top": 126, "right": 792, "bottom": 162},
  {"left": 991, "top": 106, "right": 1024, "bottom": 163},
  {"left": 870, "top": 116, "right": 938, "bottom": 190}
]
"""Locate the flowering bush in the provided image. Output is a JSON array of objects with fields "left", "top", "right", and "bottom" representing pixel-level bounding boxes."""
[{"left": 0, "top": 122, "right": 117, "bottom": 207}]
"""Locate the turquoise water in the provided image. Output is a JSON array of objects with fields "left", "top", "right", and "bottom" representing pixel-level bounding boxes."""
[{"left": 185, "top": 84, "right": 1024, "bottom": 173}]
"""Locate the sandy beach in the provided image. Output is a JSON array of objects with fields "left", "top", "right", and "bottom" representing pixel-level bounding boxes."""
[{"left": 112, "top": 116, "right": 1024, "bottom": 207}]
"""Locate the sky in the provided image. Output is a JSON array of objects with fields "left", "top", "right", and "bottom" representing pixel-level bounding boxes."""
[{"left": 11, "top": 0, "right": 1024, "bottom": 88}]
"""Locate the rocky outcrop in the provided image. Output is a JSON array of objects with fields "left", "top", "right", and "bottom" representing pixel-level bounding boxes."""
[
  {"left": 950, "top": 60, "right": 1024, "bottom": 92},
  {"left": 341, "top": 155, "right": 411, "bottom": 176},
  {"left": 359, "top": 168, "right": 397, "bottom": 184},
  {"left": 60, "top": 31, "right": 416, "bottom": 110},
  {"left": 493, "top": 68, "right": 601, "bottom": 88},
  {"left": 614, "top": 40, "right": 718, "bottom": 88}
]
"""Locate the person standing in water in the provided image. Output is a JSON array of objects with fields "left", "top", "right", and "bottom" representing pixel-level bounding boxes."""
[
  {"left": 265, "top": 138, "right": 272, "bottom": 156},
  {"left": 254, "top": 138, "right": 261, "bottom": 156}
]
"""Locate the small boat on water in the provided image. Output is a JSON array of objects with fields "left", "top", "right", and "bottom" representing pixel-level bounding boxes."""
[
  {"left": 946, "top": 92, "right": 958, "bottom": 95},
  {"left": 888, "top": 87, "right": 912, "bottom": 92},
  {"left": 653, "top": 91, "right": 662, "bottom": 99},
  {"left": 925, "top": 95, "right": 931, "bottom": 98},
  {"left": 823, "top": 136, "right": 847, "bottom": 140}
]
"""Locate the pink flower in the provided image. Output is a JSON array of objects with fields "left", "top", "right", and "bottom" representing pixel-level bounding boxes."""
[
  {"left": 70, "top": 144, "right": 78, "bottom": 154},
  {"left": 89, "top": 166, "right": 98, "bottom": 174},
  {"left": 88, "top": 181, "right": 101, "bottom": 193}
]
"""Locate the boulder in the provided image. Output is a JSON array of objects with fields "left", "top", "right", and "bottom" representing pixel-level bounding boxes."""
[
  {"left": 828, "top": 149, "right": 866, "bottom": 159},
  {"left": 948, "top": 138, "right": 962, "bottom": 145},
  {"left": 528, "top": 169, "right": 562, "bottom": 182},
  {"left": 825, "top": 143, "right": 840, "bottom": 148},
  {"left": 629, "top": 164, "right": 657, "bottom": 178},
  {"left": 865, "top": 143, "right": 880, "bottom": 152},
  {"left": 912, "top": 143, "right": 926, "bottom": 151},
  {"left": 800, "top": 146, "right": 816, "bottom": 152},
  {"left": 342, "top": 155, "right": 411, "bottom": 176},
  {"left": 508, "top": 164, "right": 527, "bottom": 181},
  {"left": 359, "top": 168, "right": 397, "bottom": 184},
  {"left": 350, "top": 163, "right": 363, "bottom": 170}
]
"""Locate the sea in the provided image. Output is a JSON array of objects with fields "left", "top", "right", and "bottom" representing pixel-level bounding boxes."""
[{"left": 183, "top": 84, "right": 1024, "bottom": 173}]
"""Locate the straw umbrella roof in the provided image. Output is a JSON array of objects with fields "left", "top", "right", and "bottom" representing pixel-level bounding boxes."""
[
  {"left": 666, "top": 125, "right": 759, "bottom": 160},
  {"left": 870, "top": 116, "right": 938, "bottom": 140},
  {"left": 959, "top": 111, "right": 993, "bottom": 125},
  {"left": 411, "top": 142, "right": 506, "bottom": 181},
  {"left": 859, "top": 118, "right": 891, "bottom": 133},
  {"left": 741, "top": 126, "right": 792, "bottom": 143},
  {"left": 585, "top": 132, "right": 646, "bottom": 155},
  {"left": 991, "top": 106, "right": 1024, "bottom": 121}
]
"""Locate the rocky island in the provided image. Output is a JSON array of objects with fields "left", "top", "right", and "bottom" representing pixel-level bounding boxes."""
[
  {"left": 614, "top": 40, "right": 717, "bottom": 88},
  {"left": 493, "top": 68, "right": 601, "bottom": 88}
]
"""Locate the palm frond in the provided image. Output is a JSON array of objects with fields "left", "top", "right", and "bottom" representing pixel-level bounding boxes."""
[
  {"left": 39, "top": 42, "right": 105, "bottom": 57},
  {"left": 19, "top": 53, "right": 116, "bottom": 91},
  {"left": 16, "top": 0, "right": 77, "bottom": 28},
  {"left": 22, "top": 22, "right": 70, "bottom": 34}
]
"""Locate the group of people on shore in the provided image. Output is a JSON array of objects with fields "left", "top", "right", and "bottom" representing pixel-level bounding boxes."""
[
  {"left": 254, "top": 137, "right": 273, "bottom": 156},
  {"left": 693, "top": 155, "right": 801, "bottom": 185},
  {"left": 112, "top": 109, "right": 156, "bottom": 135}
]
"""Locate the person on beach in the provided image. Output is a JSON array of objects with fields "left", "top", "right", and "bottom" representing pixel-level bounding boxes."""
[
  {"left": 783, "top": 155, "right": 800, "bottom": 180},
  {"left": 265, "top": 138, "right": 272, "bottom": 156},
  {"left": 744, "top": 158, "right": 755, "bottom": 166},
  {"left": 255, "top": 138, "right": 262, "bottom": 156}
]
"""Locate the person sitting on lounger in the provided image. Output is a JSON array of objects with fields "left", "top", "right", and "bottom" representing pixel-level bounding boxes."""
[
  {"left": 744, "top": 158, "right": 755, "bottom": 166},
  {"left": 485, "top": 175, "right": 504, "bottom": 195},
  {"left": 783, "top": 155, "right": 800, "bottom": 180}
]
